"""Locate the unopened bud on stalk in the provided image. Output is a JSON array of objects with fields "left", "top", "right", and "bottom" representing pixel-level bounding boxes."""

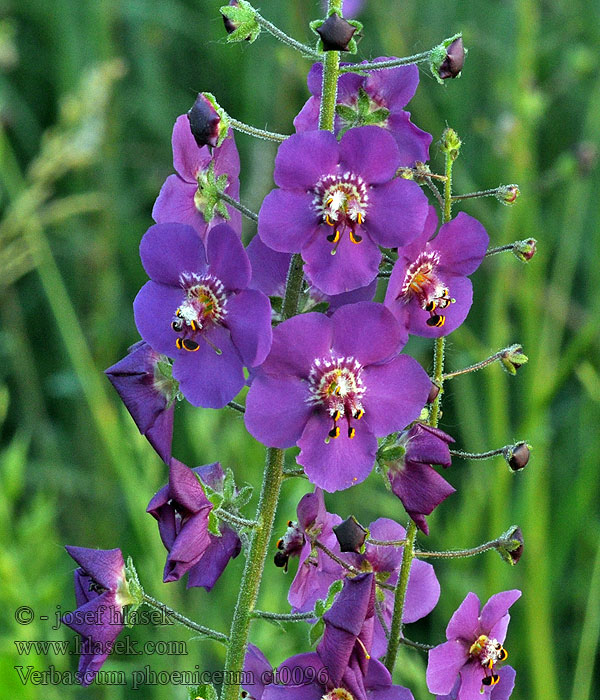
[
  {"left": 314, "top": 13, "right": 358, "bottom": 52},
  {"left": 495, "top": 183, "right": 520, "bottom": 205},
  {"left": 333, "top": 516, "right": 368, "bottom": 553},
  {"left": 430, "top": 34, "right": 467, "bottom": 84},
  {"left": 440, "top": 127, "right": 462, "bottom": 160},
  {"left": 503, "top": 442, "right": 530, "bottom": 471},
  {"left": 513, "top": 238, "right": 537, "bottom": 262},
  {"left": 187, "top": 93, "right": 228, "bottom": 149},
  {"left": 220, "top": 0, "right": 260, "bottom": 43},
  {"left": 498, "top": 526, "right": 524, "bottom": 565},
  {"left": 500, "top": 344, "right": 528, "bottom": 375}
]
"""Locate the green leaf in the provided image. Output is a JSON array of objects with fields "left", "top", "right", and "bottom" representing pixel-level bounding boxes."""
[
  {"left": 208, "top": 510, "right": 222, "bottom": 537},
  {"left": 308, "top": 618, "right": 324, "bottom": 647},
  {"left": 233, "top": 484, "right": 253, "bottom": 508},
  {"left": 188, "top": 683, "right": 218, "bottom": 700}
]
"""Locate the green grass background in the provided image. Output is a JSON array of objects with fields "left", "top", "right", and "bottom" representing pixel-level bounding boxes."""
[{"left": 1, "top": 0, "right": 599, "bottom": 698}]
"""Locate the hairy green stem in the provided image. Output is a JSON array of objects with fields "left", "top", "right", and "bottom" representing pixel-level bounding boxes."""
[
  {"left": 400, "top": 637, "right": 434, "bottom": 651},
  {"left": 442, "top": 350, "right": 505, "bottom": 380},
  {"left": 226, "top": 400, "right": 245, "bottom": 414},
  {"left": 254, "top": 11, "right": 321, "bottom": 59},
  {"left": 214, "top": 508, "right": 257, "bottom": 529},
  {"left": 218, "top": 191, "right": 259, "bottom": 223},
  {"left": 228, "top": 116, "right": 288, "bottom": 143},
  {"left": 415, "top": 538, "right": 513, "bottom": 559},
  {"left": 252, "top": 610, "right": 315, "bottom": 621},
  {"left": 450, "top": 446, "right": 507, "bottom": 460},
  {"left": 340, "top": 51, "right": 431, "bottom": 73},
  {"left": 319, "top": 50, "right": 340, "bottom": 131},
  {"left": 142, "top": 594, "right": 228, "bottom": 645}
]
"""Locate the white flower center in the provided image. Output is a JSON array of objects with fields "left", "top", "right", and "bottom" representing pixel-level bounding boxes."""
[
  {"left": 398, "top": 251, "right": 455, "bottom": 328},
  {"left": 171, "top": 273, "right": 227, "bottom": 353}
]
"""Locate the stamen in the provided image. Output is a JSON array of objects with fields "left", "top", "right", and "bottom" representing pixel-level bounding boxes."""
[
  {"left": 329, "top": 425, "right": 340, "bottom": 439},
  {"left": 426, "top": 314, "right": 446, "bottom": 328},
  {"left": 349, "top": 230, "right": 362, "bottom": 244},
  {"left": 355, "top": 637, "right": 371, "bottom": 660}
]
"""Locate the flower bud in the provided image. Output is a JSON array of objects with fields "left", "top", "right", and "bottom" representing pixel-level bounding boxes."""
[
  {"left": 188, "top": 94, "right": 221, "bottom": 149},
  {"left": 513, "top": 238, "right": 537, "bottom": 263},
  {"left": 315, "top": 14, "right": 357, "bottom": 51},
  {"left": 495, "top": 183, "right": 520, "bottom": 205},
  {"left": 427, "top": 381, "right": 440, "bottom": 404},
  {"left": 500, "top": 344, "right": 528, "bottom": 375},
  {"left": 498, "top": 525, "right": 524, "bottom": 565},
  {"left": 220, "top": 0, "right": 260, "bottom": 43},
  {"left": 222, "top": 0, "right": 241, "bottom": 34},
  {"left": 440, "top": 127, "right": 461, "bottom": 160},
  {"left": 333, "top": 515, "right": 368, "bottom": 553},
  {"left": 438, "top": 37, "right": 465, "bottom": 80},
  {"left": 503, "top": 442, "right": 530, "bottom": 471}
]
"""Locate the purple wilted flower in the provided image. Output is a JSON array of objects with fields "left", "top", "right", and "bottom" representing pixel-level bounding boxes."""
[
  {"left": 133, "top": 222, "right": 272, "bottom": 408},
  {"left": 279, "top": 489, "right": 343, "bottom": 612},
  {"left": 250, "top": 574, "right": 415, "bottom": 700},
  {"left": 105, "top": 340, "right": 176, "bottom": 463},
  {"left": 382, "top": 423, "right": 455, "bottom": 534},
  {"left": 427, "top": 590, "right": 521, "bottom": 699},
  {"left": 258, "top": 126, "right": 428, "bottom": 295},
  {"left": 62, "top": 547, "right": 134, "bottom": 686},
  {"left": 247, "top": 235, "right": 377, "bottom": 314},
  {"left": 147, "top": 459, "right": 241, "bottom": 588},
  {"left": 384, "top": 207, "right": 489, "bottom": 337},
  {"left": 152, "top": 115, "right": 241, "bottom": 243},
  {"left": 295, "top": 62, "right": 431, "bottom": 166},
  {"left": 343, "top": 518, "right": 440, "bottom": 657},
  {"left": 245, "top": 303, "right": 430, "bottom": 491}
]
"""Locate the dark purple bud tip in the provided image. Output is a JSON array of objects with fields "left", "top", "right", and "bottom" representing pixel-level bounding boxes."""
[
  {"left": 316, "top": 14, "right": 357, "bottom": 51},
  {"left": 222, "top": 0, "right": 239, "bottom": 34},
  {"left": 333, "top": 515, "right": 368, "bottom": 553},
  {"left": 503, "top": 442, "right": 530, "bottom": 471},
  {"left": 187, "top": 93, "right": 221, "bottom": 149},
  {"left": 427, "top": 381, "right": 440, "bottom": 404},
  {"left": 438, "top": 37, "right": 465, "bottom": 79},
  {"left": 513, "top": 237, "right": 537, "bottom": 262},
  {"left": 506, "top": 526, "right": 524, "bottom": 564}
]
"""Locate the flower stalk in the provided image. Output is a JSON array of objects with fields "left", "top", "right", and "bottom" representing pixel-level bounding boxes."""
[
  {"left": 254, "top": 10, "right": 322, "bottom": 59},
  {"left": 228, "top": 116, "right": 288, "bottom": 142},
  {"left": 217, "top": 191, "right": 258, "bottom": 222},
  {"left": 142, "top": 594, "right": 229, "bottom": 645}
]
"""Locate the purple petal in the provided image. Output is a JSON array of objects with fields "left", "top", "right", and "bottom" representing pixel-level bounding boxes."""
[
  {"left": 364, "top": 518, "right": 406, "bottom": 573},
  {"left": 260, "top": 313, "right": 332, "bottom": 379},
  {"left": 168, "top": 458, "right": 212, "bottom": 512},
  {"left": 212, "top": 130, "right": 241, "bottom": 180},
  {"left": 206, "top": 223, "right": 251, "bottom": 291},
  {"left": 479, "top": 590, "right": 521, "bottom": 635},
  {"left": 406, "top": 424, "right": 454, "bottom": 467},
  {"left": 64, "top": 546, "right": 124, "bottom": 592},
  {"left": 490, "top": 666, "right": 516, "bottom": 700},
  {"left": 245, "top": 374, "right": 312, "bottom": 448},
  {"left": 288, "top": 541, "right": 344, "bottom": 612},
  {"left": 263, "top": 684, "right": 322, "bottom": 700},
  {"left": 302, "top": 225, "right": 381, "bottom": 296},
  {"left": 186, "top": 526, "right": 241, "bottom": 590},
  {"left": 247, "top": 235, "right": 290, "bottom": 296},
  {"left": 297, "top": 488, "right": 326, "bottom": 530},
  {"left": 361, "top": 355, "right": 430, "bottom": 436},
  {"left": 366, "top": 179, "right": 429, "bottom": 248},
  {"left": 152, "top": 174, "right": 208, "bottom": 234},
  {"left": 259, "top": 189, "right": 320, "bottom": 253},
  {"left": 426, "top": 640, "right": 468, "bottom": 695},
  {"left": 172, "top": 114, "right": 211, "bottom": 181},
  {"left": 405, "top": 275, "right": 473, "bottom": 338},
  {"left": 225, "top": 289, "right": 273, "bottom": 367},
  {"left": 457, "top": 661, "right": 491, "bottom": 700},
  {"left": 433, "top": 213, "right": 489, "bottom": 276},
  {"left": 331, "top": 302, "right": 404, "bottom": 365},
  {"left": 273, "top": 131, "right": 339, "bottom": 189},
  {"left": 370, "top": 687, "right": 415, "bottom": 700},
  {"left": 62, "top": 590, "right": 123, "bottom": 644},
  {"left": 77, "top": 644, "right": 111, "bottom": 686},
  {"left": 243, "top": 643, "right": 273, "bottom": 698},
  {"left": 404, "top": 558, "right": 440, "bottom": 623},
  {"left": 488, "top": 614, "right": 511, "bottom": 646},
  {"left": 298, "top": 412, "right": 378, "bottom": 491},
  {"left": 164, "top": 510, "right": 212, "bottom": 582},
  {"left": 446, "top": 592, "right": 481, "bottom": 641},
  {"left": 322, "top": 278, "right": 378, "bottom": 313},
  {"left": 133, "top": 281, "right": 187, "bottom": 356},
  {"left": 365, "top": 62, "right": 419, "bottom": 110},
  {"left": 193, "top": 462, "right": 224, "bottom": 491},
  {"left": 386, "top": 111, "right": 432, "bottom": 166},
  {"left": 338, "top": 126, "right": 400, "bottom": 185},
  {"left": 139, "top": 222, "right": 207, "bottom": 286},
  {"left": 172, "top": 325, "right": 245, "bottom": 408},
  {"left": 145, "top": 406, "right": 174, "bottom": 464},
  {"left": 293, "top": 95, "right": 321, "bottom": 133},
  {"left": 389, "top": 462, "right": 455, "bottom": 521}
]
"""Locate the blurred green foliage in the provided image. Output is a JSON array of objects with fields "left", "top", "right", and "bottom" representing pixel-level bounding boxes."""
[{"left": 0, "top": 1, "right": 599, "bottom": 699}]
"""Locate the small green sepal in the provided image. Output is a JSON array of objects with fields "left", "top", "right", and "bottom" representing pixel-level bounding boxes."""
[
  {"left": 188, "top": 683, "right": 218, "bottom": 700},
  {"left": 220, "top": 1, "right": 260, "bottom": 43}
]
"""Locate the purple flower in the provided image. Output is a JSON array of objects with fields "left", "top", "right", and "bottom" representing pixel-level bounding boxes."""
[
  {"left": 152, "top": 115, "right": 241, "bottom": 243},
  {"left": 427, "top": 590, "right": 521, "bottom": 699},
  {"left": 247, "top": 235, "right": 377, "bottom": 314},
  {"left": 147, "top": 459, "right": 241, "bottom": 589},
  {"left": 245, "top": 302, "right": 430, "bottom": 491},
  {"left": 437, "top": 666, "right": 516, "bottom": 700},
  {"left": 258, "top": 126, "right": 429, "bottom": 295},
  {"left": 383, "top": 423, "right": 455, "bottom": 534},
  {"left": 384, "top": 207, "right": 489, "bottom": 337},
  {"left": 62, "top": 546, "right": 134, "bottom": 686},
  {"left": 105, "top": 340, "right": 175, "bottom": 463},
  {"left": 321, "top": 0, "right": 365, "bottom": 19},
  {"left": 284, "top": 489, "right": 344, "bottom": 612},
  {"left": 295, "top": 61, "right": 431, "bottom": 166},
  {"left": 344, "top": 518, "right": 440, "bottom": 657},
  {"left": 133, "top": 222, "right": 272, "bottom": 408}
]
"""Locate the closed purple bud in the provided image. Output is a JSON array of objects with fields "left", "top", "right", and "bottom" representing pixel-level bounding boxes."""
[
  {"left": 506, "top": 526, "right": 524, "bottom": 564},
  {"left": 187, "top": 93, "right": 221, "bottom": 149},
  {"left": 503, "top": 441, "right": 530, "bottom": 471},
  {"left": 513, "top": 237, "right": 537, "bottom": 262},
  {"left": 333, "top": 515, "right": 368, "bottom": 553},
  {"left": 496, "top": 183, "right": 520, "bottom": 206},
  {"left": 316, "top": 14, "right": 356, "bottom": 51},
  {"left": 438, "top": 37, "right": 465, "bottom": 79}
]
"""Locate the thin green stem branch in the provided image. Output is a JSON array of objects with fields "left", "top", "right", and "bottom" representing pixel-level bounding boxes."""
[
  {"left": 415, "top": 538, "right": 511, "bottom": 559},
  {"left": 367, "top": 538, "right": 407, "bottom": 547},
  {"left": 252, "top": 610, "right": 315, "bottom": 622},
  {"left": 340, "top": 51, "right": 431, "bottom": 73},
  {"left": 142, "top": 594, "right": 229, "bottom": 645},
  {"left": 228, "top": 116, "right": 288, "bottom": 143},
  {"left": 254, "top": 11, "right": 321, "bottom": 59},
  {"left": 399, "top": 637, "right": 434, "bottom": 651},
  {"left": 226, "top": 400, "right": 245, "bottom": 414},
  {"left": 214, "top": 508, "right": 257, "bottom": 529},
  {"left": 450, "top": 447, "right": 505, "bottom": 460},
  {"left": 218, "top": 191, "right": 258, "bottom": 223}
]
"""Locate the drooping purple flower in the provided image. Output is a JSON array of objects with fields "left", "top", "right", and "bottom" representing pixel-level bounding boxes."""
[
  {"left": 147, "top": 459, "right": 241, "bottom": 588},
  {"left": 245, "top": 302, "right": 430, "bottom": 491},
  {"left": 152, "top": 115, "right": 241, "bottom": 243},
  {"left": 258, "top": 126, "right": 429, "bottom": 295},
  {"left": 384, "top": 207, "right": 489, "bottom": 337},
  {"left": 383, "top": 423, "right": 455, "bottom": 534},
  {"left": 62, "top": 546, "right": 134, "bottom": 686},
  {"left": 133, "top": 222, "right": 272, "bottom": 408},
  {"left": 295, "top": 61, "right": 431, "bottom": 166},
  {"left": 343, "top": 518, "right": 440, "bottom": 657},
  {"left": 105, "top": 340, "right": 176, "bottom": 463},
  {"left": 247, "top": 235, "right": 377, "bottom": 315},
  {"left": 281, "top": 489, "right": 344, "bottom": 612},
  {"left": 427, "top": 590, "right": 521, "bottom": 699},
  {"left": 252, "top": 575, "right": 415, "bottom": 700}
]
